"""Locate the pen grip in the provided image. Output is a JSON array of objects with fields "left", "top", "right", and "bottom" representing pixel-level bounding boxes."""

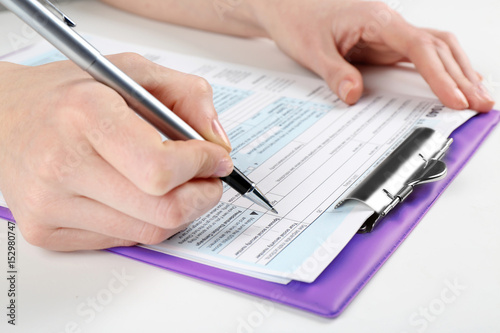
[{"left": 220, "top": 169, "right": 253, "bottom": 195}]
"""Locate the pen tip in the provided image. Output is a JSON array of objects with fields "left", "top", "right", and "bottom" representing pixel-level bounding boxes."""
[{"left": 242, "top": 184, "right": 278, "bottom": 214}]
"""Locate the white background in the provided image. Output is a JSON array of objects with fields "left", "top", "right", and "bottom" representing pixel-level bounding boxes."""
[{"left": 0, "top": 0, "right": 499, "bottom": 332}]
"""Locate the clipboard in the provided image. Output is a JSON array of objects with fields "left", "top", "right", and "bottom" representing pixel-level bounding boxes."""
[{"left": 1, "top": 110, "right": 498, "bottom": 317}]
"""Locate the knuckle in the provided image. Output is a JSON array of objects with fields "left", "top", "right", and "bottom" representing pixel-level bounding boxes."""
[
  {"left": 439, "top": 31, "right": 457, "bottom": 44},
  {"left": 139, "top": 140, "right": 199, "bottom": 195},
  {"left": 158, "top": 181, "right": 222, "bottom": 230},
  {"left": 163, "top": 204, "right": 190, "bottom": 230},
  {"left": 60, "top": 83, "right": 119, "bottom": 131},
  {"left": 433, "top": 38, "right": 450, "bottom": 52},
  {"left": 152, "top": 198, "right": 175, "bottom": 228},
  {"left": 365, "top": 1, "right": 401, "bottom": 21},
  {"left": 136, "top": 223, "right": 170, "bottom": 245},
  {"left": 35, "top": 146, "right": 67, "bottom": 183},
  {"left": 62, "top": 81, "right": 104, "bottom": 111},
  {"left": 188, "top": 76, "right": 213, "bottom": 96},
  {"left": 204, "top": 182, "right": 224, "bottom": 206},
  {"left": 407, "top": 33, "right": 435, "bottom": 55},
  {"left": 183, "top": 182, "right": 223, "bottom": 218},
  {"left": 368, "top": 1, "right": 391, "bottom": 12},
  {"left": 194, "top": 146, "right": 213, "bottom": 173},
  {"left": 111, "top": 53, "right": 162, "bottom": 86},
  {"left": 18, "top": 219, "right": 49, "bottom": 248},
  {"left": 141, "top": 157, "right": 173, "bottom": 195},
  {"left": 111, "top": 52, "right": 149, "bottom": 69},
  {"left": 180, "top": 141, "right": 225, "bottom": 178},
  {"left": 413, "top": 33, "right": 435, "bottom": 48}
]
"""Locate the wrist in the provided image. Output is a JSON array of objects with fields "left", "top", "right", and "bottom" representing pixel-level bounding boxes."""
[{"left": 215, "top": 0, "right": 269, "bottom": 38}]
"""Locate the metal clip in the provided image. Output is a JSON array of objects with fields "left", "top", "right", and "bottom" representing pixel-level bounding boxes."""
[
  {"left": 42, "top": 0, "right": 76, "bottom": 27},
  {"left": 336, "top": 127, "right": 453, "bottom": 233}
]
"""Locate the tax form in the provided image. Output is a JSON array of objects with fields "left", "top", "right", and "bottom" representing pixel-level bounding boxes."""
[{"left": 2, "top": 36, "right": 476, "bottom": 284}]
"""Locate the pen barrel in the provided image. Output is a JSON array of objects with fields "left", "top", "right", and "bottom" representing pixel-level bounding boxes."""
[
  {"left": 1, "top": 0, "right": 202, "bottom": 141},
  {"left": 0, "top": 0, "right": 100, "bottom": 69}
]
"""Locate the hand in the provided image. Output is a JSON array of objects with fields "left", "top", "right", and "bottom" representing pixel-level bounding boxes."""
[
  {"left": 250, "top": 0, "right": 494, "bottom": 111},
  {"left": 0, "top": 54, "right": 233, "bottom": 251}
]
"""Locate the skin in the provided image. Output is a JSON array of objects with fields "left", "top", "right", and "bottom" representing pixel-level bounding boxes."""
[
  {"left": 0, "top": 55, "right": 233, "bottom": 251},
  {"left": 0, "top": 0, "right": 494, "bottom": 251},
  {"left": 101, "top": 0, "right": 494, "bottom": 111}
]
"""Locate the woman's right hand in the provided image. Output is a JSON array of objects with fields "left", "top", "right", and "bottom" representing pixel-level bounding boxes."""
[{"left": 0, "top": 53, "right": 233, "bottom": 251}]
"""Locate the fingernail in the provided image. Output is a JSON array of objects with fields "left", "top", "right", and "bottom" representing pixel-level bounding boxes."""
[
  {"left": 453, "top": 88, "right": 469, "bottom": 109},
  {"left": 214, "top": 158, "right": 233, "bottom": 177},
  {"left": 212, "top": 119, "right": 232, "bottom": 150},
  {"left": 338, "top": 80, "right": 354, "bottom": 102},
  {"left": 475, "top": 83, "right": 494, "bottom": 103}
]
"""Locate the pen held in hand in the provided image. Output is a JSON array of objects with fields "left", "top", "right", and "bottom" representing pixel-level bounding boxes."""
[{"left": 1, "top": 0, "right": 277, "bottom": 213}]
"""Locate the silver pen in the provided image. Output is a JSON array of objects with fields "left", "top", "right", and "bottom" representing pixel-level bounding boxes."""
[{"left": 2, "top": 0, "right": 277, "bottom": 213}]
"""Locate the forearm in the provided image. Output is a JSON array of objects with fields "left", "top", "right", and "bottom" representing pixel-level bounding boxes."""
[
  {"left": 100, "top": 0, "right": 268, "bottom": 37},
  {"left": 100, "top": 0, "right": 494, "bottom": 111}
]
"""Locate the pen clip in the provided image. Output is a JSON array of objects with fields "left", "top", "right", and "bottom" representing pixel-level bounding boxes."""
[{"left": 42, "top": 0, "right": 76, "bottom": 27}]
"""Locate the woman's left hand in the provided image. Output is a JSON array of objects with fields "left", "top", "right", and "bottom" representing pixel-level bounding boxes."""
[{"left": 250, "top": 0, "right": 494, "bottom": 111}]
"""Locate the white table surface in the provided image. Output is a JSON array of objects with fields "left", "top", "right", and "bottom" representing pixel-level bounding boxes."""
[{"left": 1, "top": 1, "right": 499, "bottom": 332}]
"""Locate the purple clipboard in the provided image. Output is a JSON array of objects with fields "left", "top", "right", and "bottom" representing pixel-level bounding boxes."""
[{"left": 1, "top": 110, "right": 499, "bottom": 317}]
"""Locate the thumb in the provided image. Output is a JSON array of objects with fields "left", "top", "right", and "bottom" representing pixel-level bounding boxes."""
[{"left": 315, "top": 51, "right": 364, "bottom": 105}]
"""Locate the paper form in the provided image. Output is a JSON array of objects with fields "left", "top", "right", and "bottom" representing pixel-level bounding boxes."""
[{"left": 0, "top": 36, "right": 476, "bottom": 283}]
